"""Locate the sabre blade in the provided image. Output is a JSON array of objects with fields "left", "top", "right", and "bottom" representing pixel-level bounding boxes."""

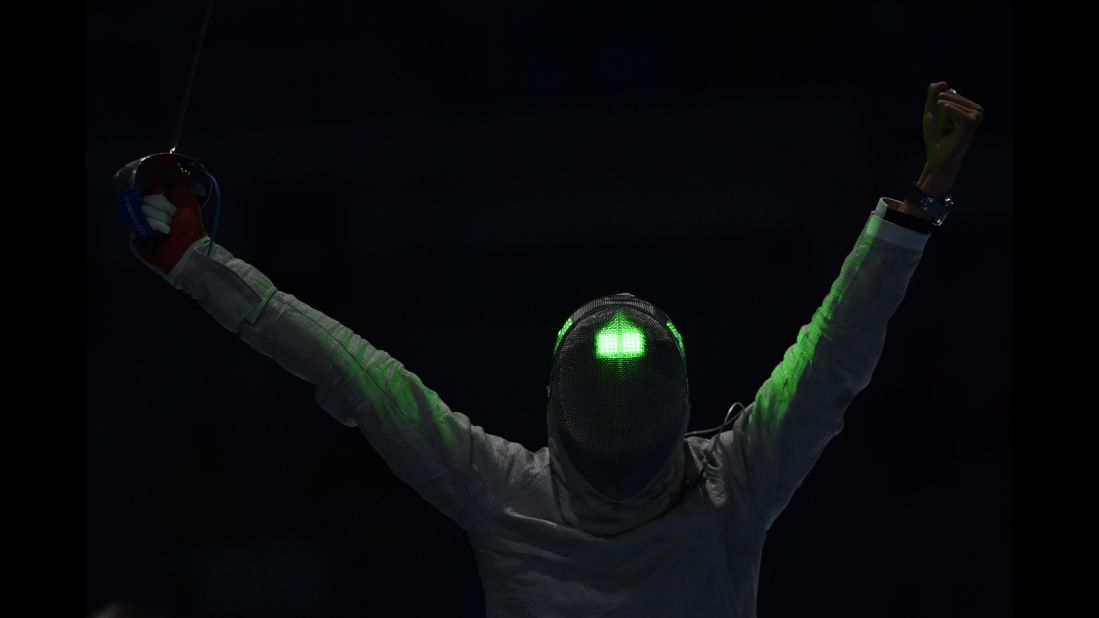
[{"left": 170, "top": 0, "right": 215, "bottom": 153}]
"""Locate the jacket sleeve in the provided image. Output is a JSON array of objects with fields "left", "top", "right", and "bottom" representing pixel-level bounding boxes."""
[
  {"left": 163, "top": 241, "right": 538, "bottom": 529},
  {"left": 717, "top": 198, "right": 929, "bottom": 528}
]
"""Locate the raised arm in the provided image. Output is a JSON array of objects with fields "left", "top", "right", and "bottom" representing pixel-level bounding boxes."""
[
  {"left": 719, "top": 201, "right": 927, "bottom": 526},
  {"left": 718, "top": 81, "right": 984, "bottom": 527},
  {"left": 124, "top": 178, "right": 538, "bottom": 530}
]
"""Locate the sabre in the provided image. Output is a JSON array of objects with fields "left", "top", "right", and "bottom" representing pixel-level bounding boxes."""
[{"left": 113, "top": 0, "right": 222, "bottom": 256}]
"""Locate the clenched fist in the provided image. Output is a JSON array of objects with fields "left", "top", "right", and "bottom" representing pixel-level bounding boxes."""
[
  {"left": 921, "top": 81, "right": 984, "bottom": 194},
  {"left": 131, "top": 173, "right": 209, "bottom": 276}
]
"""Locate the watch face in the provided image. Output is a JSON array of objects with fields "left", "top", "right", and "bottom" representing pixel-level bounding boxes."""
[
  {"left": 917, "top": 196, "right": 948, "bottom": 226},
  {"left": 920, "top": 196, "right": 943, "bottom": 213}
]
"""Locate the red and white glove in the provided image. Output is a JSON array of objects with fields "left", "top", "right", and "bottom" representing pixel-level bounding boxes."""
[{"left": 132, "top": 173, "right": 209, "bottom": 276}]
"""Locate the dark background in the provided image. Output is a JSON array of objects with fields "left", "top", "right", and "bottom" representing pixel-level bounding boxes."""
[{"left": 86, "top": 1, "right": 1013, "bottom": 616}]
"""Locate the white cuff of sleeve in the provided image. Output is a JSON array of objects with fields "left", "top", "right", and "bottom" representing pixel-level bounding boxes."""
[
  {"left": 865, "top": 198, "right": 930, "bottom": 252},
  {"left": 167, "top": 238, "right": 277, "bottom": 330}
]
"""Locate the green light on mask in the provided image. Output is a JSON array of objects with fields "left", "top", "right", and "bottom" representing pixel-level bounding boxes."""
[
  {"left": 666, "top": 321, "right": 685, "bottom": 355},
  {"left": 595, "top": 312, "right": 645, "bottom": 359},
  {"left": 553, "top": 318, "right": 573, "bottom": 354}
]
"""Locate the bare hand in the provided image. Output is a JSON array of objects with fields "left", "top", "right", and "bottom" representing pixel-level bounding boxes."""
[{"left": 923, "top": 81, "right": 984, "bottom": 178}]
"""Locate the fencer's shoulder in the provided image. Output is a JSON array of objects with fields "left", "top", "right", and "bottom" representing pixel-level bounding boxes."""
[
  {"left": 684, "top": 435, "right": 714, "bottom": 455},
  {"left": 684, "top": 435, "right": 723, "bottom": 473},
  {"left": 529, "top": 446, "right": 553, "bottom": 472}
]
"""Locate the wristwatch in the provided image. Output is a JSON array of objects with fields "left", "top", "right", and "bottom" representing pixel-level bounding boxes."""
[{"left": 904, "top": 182, "right": 954, "bottom": 227}]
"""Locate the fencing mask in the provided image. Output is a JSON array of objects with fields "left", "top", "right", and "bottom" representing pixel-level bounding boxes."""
[{"left": 547, "top": 293, "right": 690, "bottom": 501}]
